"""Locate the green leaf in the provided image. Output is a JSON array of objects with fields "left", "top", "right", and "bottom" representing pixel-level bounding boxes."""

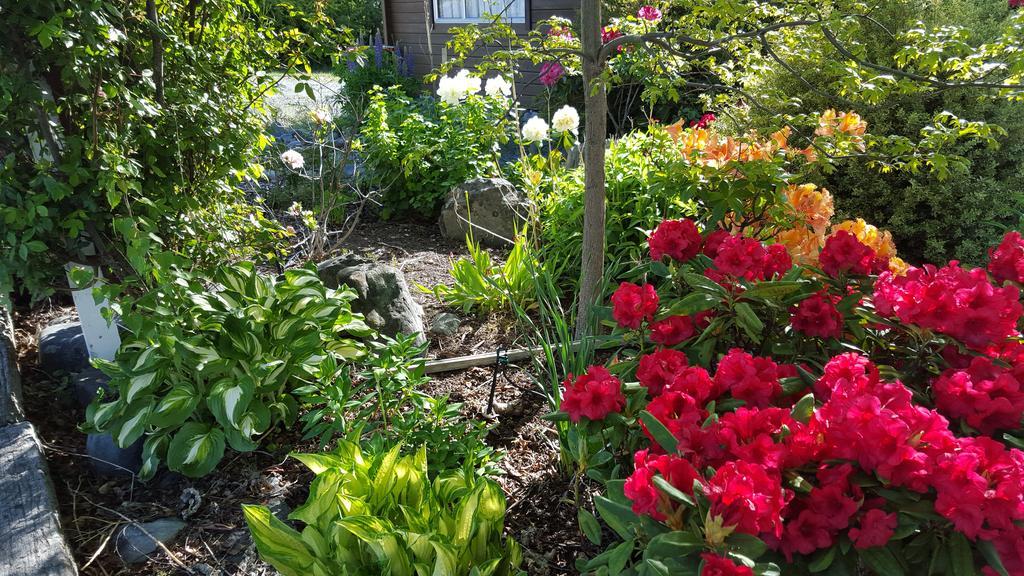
[
  {"left": 663, "top": 292, "right": 721, "bottom": 317},
  {"left": 726, "top": 533, "right": 768, "bottom": 560},
  {"left": 578, "top": 508, "right": 602, "bottom": 545},
  {"left": 166, "top": 422, "right": 226, "bottom": 477},
  {"left": 790, "top": 393, "right": 815, "bottom": 424},
  {"left": 115, "top": 398, "right": 153, "bottom": 447},
  {"left": 978, "top": 540, "right": 1010, "bottom": 576},
  {"left": 858, "top": 546, "right": 905, "bottom": 576},
  {"left": 733, "top": 302, "right": 764, "bottom": 342},
  {"left": 682, "top": 272, "right": 728, "bottom": 298},
  {"left": 640, "top": 411, "right": 679, "bottom": 454},
  {"left": 948, "top": 532, "right": 977, "bottom": 576},
  {"left": 149, "top": 384, "right": 199, "bottom": 428},
  {"left": 740, "top": 280, "right": 805, "bottom": 301},
  {"left": 242, "top": 504, "right": 317, "bottom": 576},
  {"left": 644, "top": 531, "right": 703, "bottom": 558},
  {"left": 594, "top": 495, "right": 639, "bottom": 541},
  {"left": 808, "top": 545, "right": 836, "bottom": 572},
  {"left": 652, "top": 475, "right": 694, "bottom": 507}
]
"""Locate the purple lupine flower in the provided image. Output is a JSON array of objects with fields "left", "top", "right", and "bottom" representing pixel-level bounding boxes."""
[{"left": 373, "top": 31, "right": 384, "bottom": 69}]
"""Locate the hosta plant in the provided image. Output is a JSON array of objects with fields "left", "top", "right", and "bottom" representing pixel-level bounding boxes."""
[
  {"left": 561, "top": 217, "right": 1024, "bottom": 575},
  {"left": 82, "top": 262, "right": 372, "bottom": 479},
  {"left": 243, "top": 442, "right": 524, "bottom": 576}
]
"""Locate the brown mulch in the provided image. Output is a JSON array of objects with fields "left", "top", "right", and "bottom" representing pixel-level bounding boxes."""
[{"left": 10, "top": 219, "right": 592, "bottom": 576}]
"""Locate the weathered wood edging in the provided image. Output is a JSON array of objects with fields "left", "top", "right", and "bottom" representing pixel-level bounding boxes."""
[{"left": 0, "top": 307, "right": 79, "bottom": 576}]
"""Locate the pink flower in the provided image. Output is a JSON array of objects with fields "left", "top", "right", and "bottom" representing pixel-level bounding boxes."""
[
  {"left": 848, "top": 509, "right": 897, "bottom": 549},
  {"left": 649, "top": 218, "right": 703, "bottom": 262},
  {"left": 601, "top": 25, "right": 623, "bottom": 44},
  {"left": 637, "top": 5, "right": 662, "bottom": 21},
  {"left": 611, "top": 282, "right": 659, "bottom": 329},
  {"left": 538, "top": 61, "right": 564, "bottom": 87}
]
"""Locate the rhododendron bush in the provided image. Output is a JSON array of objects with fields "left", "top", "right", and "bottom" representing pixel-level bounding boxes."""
[{"left": 556, "top": 212, "right": 1024, "bottom": 574}]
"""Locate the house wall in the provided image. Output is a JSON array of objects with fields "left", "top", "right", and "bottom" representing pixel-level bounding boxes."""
[{"left": 385, "top": 0, "right": 577, "bottom": 102}]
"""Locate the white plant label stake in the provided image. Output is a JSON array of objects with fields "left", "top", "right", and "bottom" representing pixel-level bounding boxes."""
[{"left": 66, "top": 262, "right": 120, "bottom": 362}]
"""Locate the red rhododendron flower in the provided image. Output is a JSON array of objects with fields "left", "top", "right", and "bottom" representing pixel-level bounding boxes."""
[
  {"left": 790, "top": 290, "right": 844, "bottom": 339},
  {"left": 666, "top": 365, "right": 719, "bottom": 405},
  {"left": 625, "top": 450, "right": 701, "bottom": 520},
  {"left": 637, "top": 348, "right": 689, "bottom": 396},
  {"left": 649, "top": 313, "right": 708, "bottom": 346},
  {"left": 714, "top": 349, "right": 782, "bottom": 408},
  {"left": 848, "top": 509, "right": 897, "bottom": 549},
  {"left": 932, "top": 355, "right": 1024, "bottom": 434},
  {"left": 705, "top": 460, "right": 788, "bottom": 538},
  {"left": 874, "top": 263, "right": 1022, "bottom": 349},
  {"left": 637, "top": 4, "right": 662, "bottom": 20},
  {"left": 780, "top": 508, "right": 834, "bottom": 558},
  {"left": 819, "top": 230, "right": 875, "bottom": 276},
  {"left": 762, "top": 243, "right": 793, "bottom": 279},
  {"left": 1011, "top": 0, "right": 1024, "bottom": 9},
  {"left": 703, "top": 229, "right": 731, "bottom": 258},
  {"left": 700, "top": 553, "right": 753, "bottom": 576},
  {"left": 560, "top": 365, "right": 625, "bottom": 422},
  {"left": 644, "top": 390, "right": 707, "bottom": 450},
  {"left": 704, "top": 407, "right": 794, "bottom": 473},
  {"left": 988, "top": 231, "right": 1024, "bottom": 285},
  {"left": 611, "top": 282, "right": 659, "bottom": 329},
  {"left": 714, "top": 235, "right": 768, "bottom": 280},
  {"left": 649, "top": 218, "right": 703, "bottom": 262}
]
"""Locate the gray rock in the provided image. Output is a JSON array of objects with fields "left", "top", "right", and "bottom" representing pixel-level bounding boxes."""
[
  {"left": 73, "top": 367, "right": 111, "bottom": 407},
  {"left": 319, "top": 255, "right": 425, "bottom": 345},
  {"left": 268, "top": 497, "right": 291, "bottom": 522},
  {"left": 116, "top": 517, "right": 187, "bottom": 563},
  {"left": 1, "top": 307, "right": 24, "bottom": 426},
  {"left": 429, "top": 312, "right": 462, "bottom": 337},
  {"left": 86, "top": 433, "right": 143, "bottom": 477},
  {"left": 0, "top": 422, "right": 78, "bottom": 576},
  {"left": 37, "top": 320, "right": 89, "bottom": 375},
  {"left": 439, "top": 177, "right": 529, "bottom": 247}
]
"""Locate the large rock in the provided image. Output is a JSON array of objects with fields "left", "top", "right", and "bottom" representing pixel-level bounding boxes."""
[
  {"left": 439, "top": 178, "right": 529, "bottom": 247},
  {"left": 37, "top": 320, "right": 89, "bottom": 376},
  {"left": 86, "top": 433, "right": 143, "bottom": 478},
  {"left": 318, "top": 255, "right": 425, "bottom": 345},
  {"left": 1, "top": 307, "right": 24, "bottom": 425},
  {"left": 116, "top": 517, "right": 187, "bottom": 563},
  {"left": 73, "top": 367, "right": 111, "bottom": 407},
  {"left": 0, "top": 422, "right": 78, "bottom": 576}
]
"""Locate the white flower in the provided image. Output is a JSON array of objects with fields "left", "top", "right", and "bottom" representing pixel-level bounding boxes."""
[
  {"left": 485, "top": 76, "right": 512, "bottom": 98},
  {"left": 280, "top": 149, "right": 304, "bottom": 170},
  {"left": 551, "top": 105, "right": 580, "bottom": 135},
  {"left": 437, "top": 69, "right": 482, "bottom": 106},
  {"left": 310, "top": 108, "right": 332, "bottom": 125},
  {"left": 437, "top": 75, "right": 463, "bottom": 106},
  {"left": 456, "top": 69, "right": 482, "bottom": 95},
  {"left": 522, "top": 116, "right": 550, "bottom": 143}
]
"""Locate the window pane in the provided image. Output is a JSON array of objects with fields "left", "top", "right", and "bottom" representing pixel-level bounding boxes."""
[
  {"left": 437, "top": 0, "right": 461, "bottom": 19},
  {"left": 465, "top": 0, "right": 479, "bottom": 18}
]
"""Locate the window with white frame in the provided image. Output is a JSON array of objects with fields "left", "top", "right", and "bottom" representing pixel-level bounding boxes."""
[{"left": 434, "top": 0, "right": 526, "bottom": 24}]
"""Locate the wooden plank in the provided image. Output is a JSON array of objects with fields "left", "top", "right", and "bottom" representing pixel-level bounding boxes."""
[
  {"left": 424, "top": 345, "right": 543, "bottom": 374},
  {"left": 0, "top": 306, "right": 24, "bottom": 426},
  {"left": 0, "top": 421, "right": 79, "bottom": 576}
]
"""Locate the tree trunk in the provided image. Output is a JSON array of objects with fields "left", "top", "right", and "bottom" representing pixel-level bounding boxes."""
[{"left": 574, "top": 0, "right": 607, "bottom": 339}]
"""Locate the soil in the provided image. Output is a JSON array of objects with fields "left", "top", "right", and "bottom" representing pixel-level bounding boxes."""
[{"left": 10, "top": 219, "right": 594, "bottom": 576}]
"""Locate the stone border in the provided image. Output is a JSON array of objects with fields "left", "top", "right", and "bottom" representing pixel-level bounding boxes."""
[{"left": 0, "top": 306, "right": 78, "bottom": 576}]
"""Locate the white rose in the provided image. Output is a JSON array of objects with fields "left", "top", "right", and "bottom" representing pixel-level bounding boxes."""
[
  {"left": 551, "top": 105, "right": 580, "bottom": 135},
  {"left": 280, "top": 149, "right": 304, "bottom": 170},
  {"left": 485, "top": 76, "right": 512, "bottom": 98},
  {"left": 310, "top": 108, "right": 332, "bottom": 125},
  {"left": 521, "top": 116, "right": 550, "bottom": 143},
  {"left": 437, "top": 75, "right": 462, "bottom": 106}
]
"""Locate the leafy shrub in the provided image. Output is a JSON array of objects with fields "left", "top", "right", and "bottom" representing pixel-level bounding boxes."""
[
  {"left": 427, "top": 234, "right": 536, "bottom": 315},
  {"left": 83, "top": 263, "right": 372, "bottom": 479},
  {"left": 243, "top": 442, "right": 524, "bottom": 576},
  {"left": 336, "top": 40, "right": 419, "bottom": 123},
  {"left": 556, "top": 214, "right": 1024, "bottom": 573},
  {"left": 357, "top": 86, "right": 511, "bottom": 218},
  {"left": 725, "top": 0, "right": 1024, "bottom": 264},
  {"left": 298, "top": 334, "right": 499, "bottom": 474}
]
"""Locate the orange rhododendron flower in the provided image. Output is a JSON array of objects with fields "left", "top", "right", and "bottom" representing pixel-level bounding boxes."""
[
  {"left": 776, "top": 227, "right": 825, "bottom": 266},
  {"left": 831, "top": 218, "right": 897, "bottom": 259},
  {"left": 785, "top": 184, "right": 834, "bottom": 236},
  {"left": 816, "top": 109, "right": 839, "bottom": 137},
  {"left": 837, "top": 111, "right": 867, "bottom": 136},
  {"left": 888, "top": 256, "right": 909, "bottom": 276}
]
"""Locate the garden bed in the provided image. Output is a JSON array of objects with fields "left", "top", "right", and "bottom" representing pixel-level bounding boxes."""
[{"left": 11, "top": 220, "right": 590, "bottom": 576}]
